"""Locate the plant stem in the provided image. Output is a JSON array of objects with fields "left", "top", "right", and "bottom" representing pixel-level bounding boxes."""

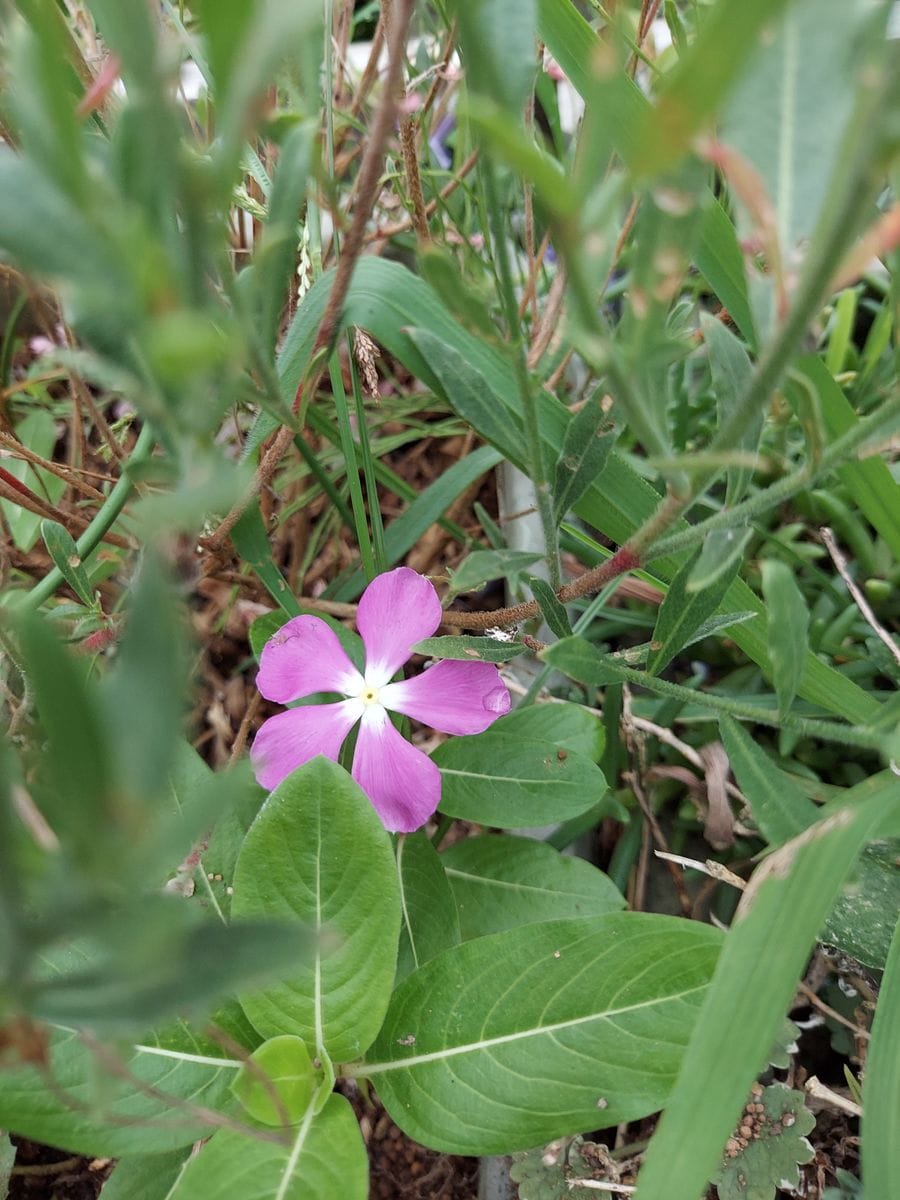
[
  {"left": 481, "top": 156, "right": 561, "bottom": 590},
  {"left": 329, "top": 357, "right": 376, "bottom": 582}
]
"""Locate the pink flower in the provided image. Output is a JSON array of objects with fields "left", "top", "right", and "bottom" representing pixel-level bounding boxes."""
[{"left": 250, "top": 567, "right": 511, "bottom": 832}]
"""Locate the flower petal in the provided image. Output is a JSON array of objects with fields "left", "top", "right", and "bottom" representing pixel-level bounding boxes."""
[
  {"left": 356, "top": 567, "right": 442, "bottom": 687},
  {"left": 257, "top": 616, "right": 363, "bottom": 704},
  {"left": 250, "top": 700, "right": 363, "bottom": 792},
  {"left": 380, "top": 660, "right": 511, "bottom": 734},
  {"left": 351, "top": 705, "right": 441, "bottom": 833}
]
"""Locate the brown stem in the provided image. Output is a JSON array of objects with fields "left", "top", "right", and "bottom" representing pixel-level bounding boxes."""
[
  {"left": 400, "top": 115, "right": 430, "bottom": 241},
  {"left": 202, "top": 0, "right": 418, "bottom": 557},
  {"left": 366, "top": 149, "right": 479, "bottom": 242}
]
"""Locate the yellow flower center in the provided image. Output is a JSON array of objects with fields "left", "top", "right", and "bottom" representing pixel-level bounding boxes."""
[{"left": 360, "top": 685, "right": 380, "bottom": 706}]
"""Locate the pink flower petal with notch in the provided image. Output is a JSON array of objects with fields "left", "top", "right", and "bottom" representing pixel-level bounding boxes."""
[
  {"left": 355, "top": 567, "right": 442, "bottom": 687},
  {"left": 257, "top": 615, "right": 363, "bottom": 704},
  {"left": 351, "top": 705, "right": 442, "bottom": 832},
  {"left": 250, "top": 700, "right": 363, "bottom": 792},
  {"left": 379, "top": 660, "right": 511, "bottom": 735}
]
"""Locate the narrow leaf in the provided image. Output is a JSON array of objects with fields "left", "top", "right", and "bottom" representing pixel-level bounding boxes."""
[
  {"left": 634, "top": 791, "right": 892, "bottom": 1200},
  {"left": 529, "top": 576, "right": 573, "bottom": 640},
  {"left": 412, "top": 635, "right": 526, "bottom": 664},
  {"left": 719, "top": 716, "right": 818, "bottom": 845},
  {"left": 553, "top": 396, "right": 617, "bottom": 522},
  {"left": 647, "top": 547, "right": 740, "bottom": 674},
  {"left": 862, "top": 915, "right": 900, "bottom": 1199},
  {"left": 761, "top": 559, "right": 809, "bottom": 715},
  {"left": 687, "top": 526, "right": 753, "bottom": 593},
  {"left": 40, "top": 519, "right": 94, "bottom": 606}
]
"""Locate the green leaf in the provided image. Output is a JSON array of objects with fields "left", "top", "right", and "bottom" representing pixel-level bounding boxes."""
[
  {"left": 552, "top": 396, "right": 618, "bottom": 523},
  {"left": 789, "top": 356, "right": 900, "bottom": 560},
  {"left": 412, "top": 635, "right": 527, "bottom": 664},
  {"left": 529, "top": 577, "right": 573, "bottom": 640},
  {"left": 822, "top": 841, "right": 900, "bottom": 969},
  {"left": 647, "top": 546, "right": 740, "bottom": 674},
  {"left": 406, "top": 327, "right": 527, "bottom": 463},
  {"left": 360, "top": 913, "right": 721, "bottom": 1155},
  {"left": 274, "top": 257, "right": 876, "bottom": 725},
  {"left": 31, "top": 906, "right": 311, "bottom": 1033},
  {"left": 231, "top": 1035, "right": 315, "bottom": 1127},
  {"left": 433, "top": 724, "right": 606, "bottom": 828},
  {"left": 862, "top": 915, "right": 900, "bottom": 1199},
  {"left": 0, "top": 1027, "right": 238, "bottom": 1155},
  {"left": 713, "top": 1084, "right": 815, "bottom": 1200},
  {"left": 40, "top": 519, "right": 95, "bottom": 607},
  {"left": 94, "top": 1151, "right": 189, "bottom": 1200},
  {"left": 761, "top": 559, "right": 809, "bottom": 716},
  {"left": 441, "top": 835, "right": 624, "bottom": 939},
  {"left": 331, "top": 444, "right": 502, "bottom": 601},
  {"left": 232, "top": 503, "right": 303, "bottom": 618},
  {"left": 454, "top": 0, "right": 537, "bottom": 116},
  {"left": 395, "top": 832, "right": 461, "bottom": 982},
  {"left": 701, "top": 313, "right": 760, "bottom": 506},
  {"left": 630, "top": 0, "right": 793, "bottom": 176},
  {"left": 719, "top": 716, "right": 818, "bottom": 845},
  {"left": 510, "top": 1136, "right": 603, "bottom": 1200},
  {"left": 634, "top": 790, "right": 893, "bottom": 1200},
  {"left": 447, "top": 548, "right": 543, "bottom": 596},
  {"left": 103, "top": 550, "right": 185, "bottom": 806},
  {"left": 720, "top": 0, "right": 869, "bottom": 255},
  {"left": 1, "top": 410, "right": 65, "bottom": 552},
  {"left": 498, "top": 702, "right": 605, "bottom": 761},
  {"left": 687, "top": 526, "right": 754, "bottom": 593},
  {"left": 232, "top": 758, "right": 401, "bottom": 1061},
  {"left": 167, "top": 1092, "right": 367, "bottom": 1200}
]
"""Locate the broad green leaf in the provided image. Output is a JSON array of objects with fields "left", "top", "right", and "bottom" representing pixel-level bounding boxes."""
[
  {"left": 232, "top": 758, "right": 401, "bottom": 1061},
  {"left": 634, "top": 790, "right": 893, "bottom": 1200},
  {"left": 40, "top": 519, "right": 94, "bottom": 607},
  {"left": 168, "top": 1092, "right": 367, "bottom": 1200},
  {"left": 0, "top": 1027, "right": 239, "bottom": 1155},
  {"left": 231, "top": 1035, "right": 315, "bottom": 1127},
  {"left": 687, "top": 527, "right": 754, "bottom": 593},
  {"left": 433, "top": 728, "right": 605, "bottom": 828},
  {"left": 552, "top": 395, "right": 617, "bottom": 523},
  {"left": 395, "top": 832, "right": 461, "bottom": 982},
  {"left": 441, "top": 835, "right": 624, "bottom": 939},
  {"left": 529, "top": 576, "right": 573, "bottom": 640},
  {"left": 701, "top": 313, "right": 760, "bottom": 506},
  {"left": 760, "top": 559, "right": 809, "bottom": 716},
  {"left": 95, "top": 1151, "right": 189, "bottom": 1200},
  {"left": 412, "top": 635, "right": 526, "bottom": 664},
  {"left": 719, "top": 716, "right": 818, "bottom": 846},
  {"left": 497, "top": 702, "right": 605, "bottom": 762},
  {"left": 447, "top": 548, "right": 542, "bottom": 596},
  {"left": 822, "top": 841, "right": 900, "bottom": 969},
  {"left": 647, "top": 546, "right": 740, "bottom": 674},
  {"left": 361, "top": 914, "right": 722, "bottom": 1155},
  {"left": 862, "top": 915, "right": 900, "bottom": 1199}
]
